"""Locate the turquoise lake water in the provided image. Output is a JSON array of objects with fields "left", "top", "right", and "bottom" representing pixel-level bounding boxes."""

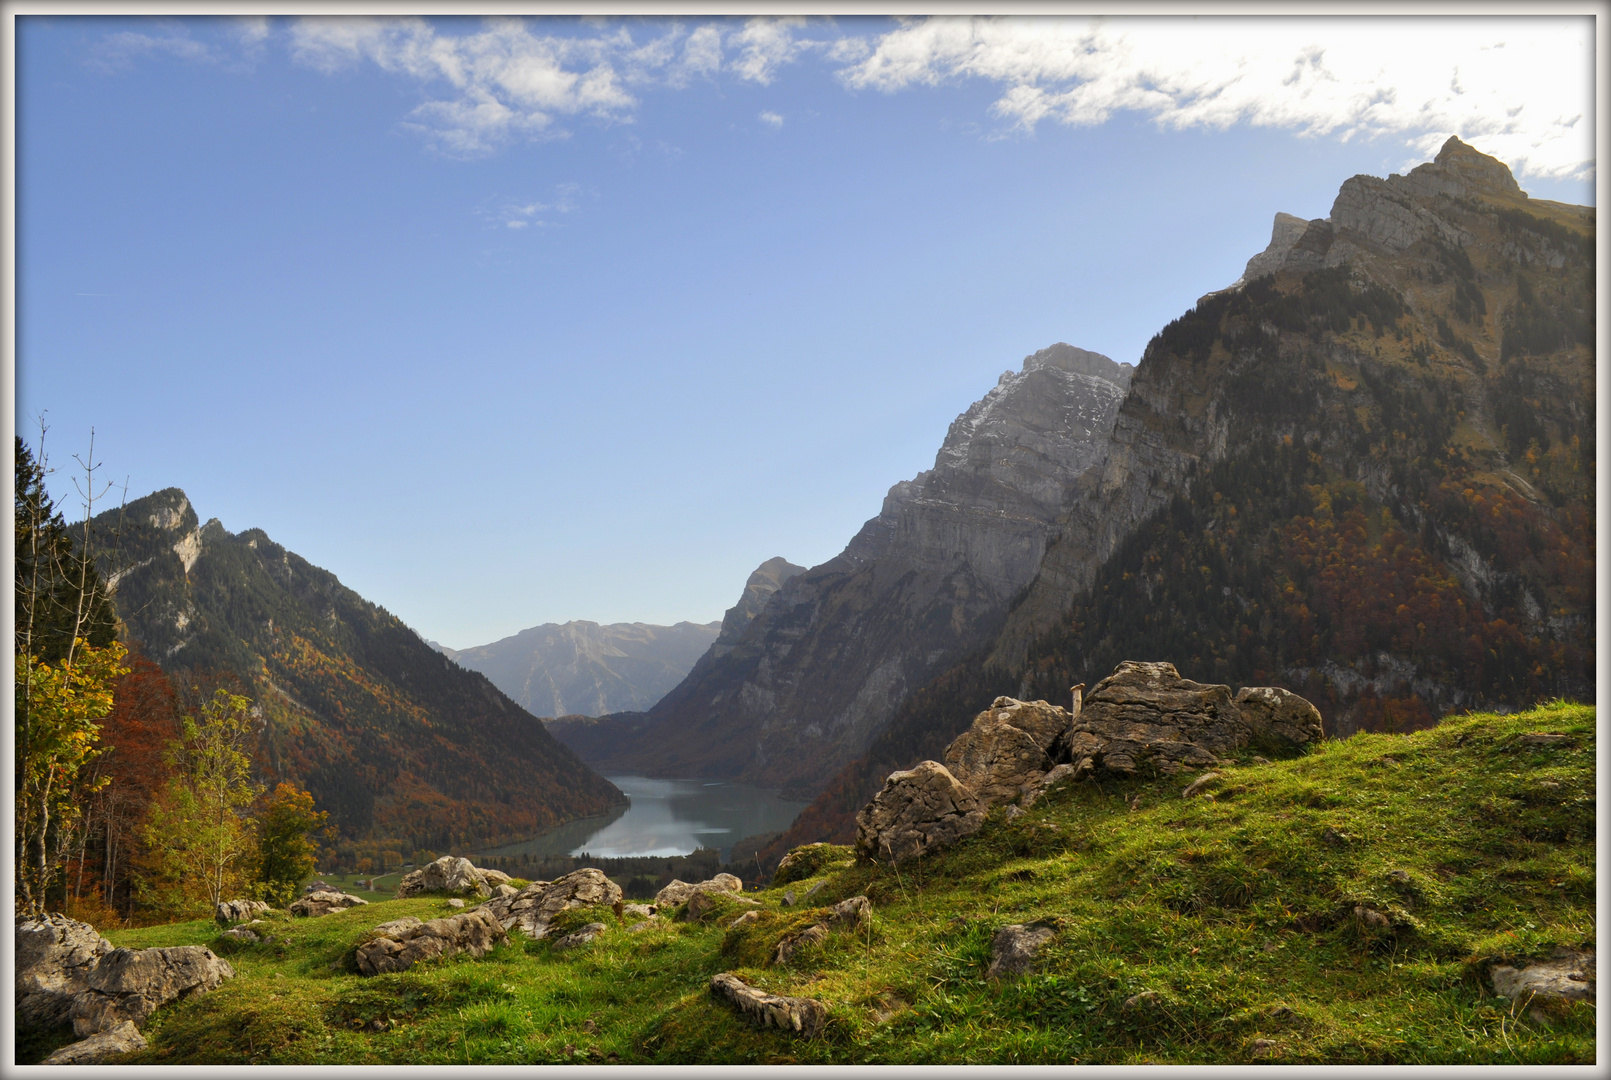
[{"left": 476, "top": 776, "right": 810, "bottom": 862}]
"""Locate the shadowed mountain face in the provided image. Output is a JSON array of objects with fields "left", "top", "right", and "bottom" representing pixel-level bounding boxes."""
[
  {"left": 762, "top": 137, "right": 1595, "bottom": 859},
  {"left": 597, "top": 345, "right": 1134, "bottom": 797},
  {"left": 437, "top": 620, "right": 722, "bottom": 718},
  {"left": 89, "top": 492, "right": 624, "bottom": 851}
]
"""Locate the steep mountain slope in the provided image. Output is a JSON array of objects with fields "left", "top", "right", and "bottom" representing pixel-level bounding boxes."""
[
  {"left": 438, "top": 619, "right": 721, "bottom": 718},
  {"left": 542, "top": 556, "right": 804, "bottom": 769},
  {"left": 611, "top": 345, "right": 1134, "bottom": 796},
  {"left": 767, "top": 138, "right": 1594, "bottom": 855},
  {"left": 90, "top": 491, "right": 624, "bottom": 852}
]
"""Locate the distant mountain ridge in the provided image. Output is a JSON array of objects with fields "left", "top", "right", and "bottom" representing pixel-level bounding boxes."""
[
  {"left": 436, "top": 619, "right": 721, "bottom": 718},
  {"left": 89, "top": 490, "right": 624, "bottom": 852}
]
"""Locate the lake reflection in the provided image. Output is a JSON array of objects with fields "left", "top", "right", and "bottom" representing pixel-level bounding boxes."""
[{"left": 478, "top": 776, "right": 809, "bottom": 862}]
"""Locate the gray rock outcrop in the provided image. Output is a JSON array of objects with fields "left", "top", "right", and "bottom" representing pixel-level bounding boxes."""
[
  {"left": 42, "top": 1020, "right": 147, "bottom": 1064},
  {"left": 16, "top": 913, "right": 115, "bottom": 1029},
  {"left": 290, "top": 889, "right": 368, "bottom": 917},
  {"left": 355, "top": 909, "right": 508, "bottom": 975},
  {"left": 654, "top": 873, "right": 743, "bottom": 909},
  {"left": 477, "top": 868, "right": 622, "bottom": 939},
  {"left": 70, "top": 946, "right": 235, "bottom": 1036},
  {"left": 855, "top": 663, "right": 1322, "bottom": 863},
  {"left": 710, "top": 972, "right": 828, "bottom": 1037},
  {"left": 214, "top": 899, "right": 271, "bottom": 924},
  {"left": 17, "top": 914, "right": 235, "bottom": 1054},
  {"left": 854, "top": 761, "right": 986, "bottom": 865},
  {"left": 392, "top": 855, "right": 496, "bottom": 899}
]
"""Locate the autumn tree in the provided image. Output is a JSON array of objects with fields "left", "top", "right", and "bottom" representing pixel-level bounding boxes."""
[
  {"left": 14, "top": 430, "right": 125, "bottom": 917},
  {"left": 139, "top": 689, "right": 263, "bottom": 916},
  {"left": 252, "top": 782, "right": 330, "bottom": 906}
]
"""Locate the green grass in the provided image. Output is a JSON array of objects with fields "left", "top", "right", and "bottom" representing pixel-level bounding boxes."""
[{"left": 76, "top": 703, "right": 1595, "bottom": 1064}]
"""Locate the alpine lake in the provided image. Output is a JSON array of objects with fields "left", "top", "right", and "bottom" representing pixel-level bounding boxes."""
[{"left": 474, "top": 776, "right": 810, "bottom": 862}]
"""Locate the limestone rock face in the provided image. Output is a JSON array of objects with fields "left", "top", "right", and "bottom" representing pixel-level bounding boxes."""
[
  {"left": 1052, "top": 662, "right": 1245, "bottom": 777},
  {"left": 478, "top": 868, "right": 622, "bottom": 939},
  {"left": 625, "top": 344, "right": 1134, "bottom": 796},
  {"left": 42, "top": 1020, "right": 147, "bottom": 1064},
  {"left": 16, "top": 914, "right": 116, "bottom": 1030},
  {"left": 654, "top": 874, "right": 743, "bottom": 909},
  {"left": 355, "top": 908, "right": 507, "bottom": 975},
  {"left": 710, "top": 972, "right": 827, "bottom": 1037},
  {"left": 215, "top": 899, "right": 272, "bottom": 924},
  {"left": 17, "top": 914, "right": 118, "bottom": 1032},
  {"left": 943, "top": 697, "right": 1071, "bottom": 807},
  {"left": 290, "top": 890, "right": 368, "bottom": 917},
  {"left": 854, "top": 761, "right": 986, "bottom": 865},
  {"left": 1234, "top": 686, "right": 1325, "bottom": 753},
  {"left": 393, "top": 856, "right": 493, "bottom": 899},
  {"left": 71, "top": 946, "right": 235, "bottom": 1036}
]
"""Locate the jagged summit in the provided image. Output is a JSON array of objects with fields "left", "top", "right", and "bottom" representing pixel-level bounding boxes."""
[{"left": 1228, "top": 136, "right": 1529, "bottom": 290}]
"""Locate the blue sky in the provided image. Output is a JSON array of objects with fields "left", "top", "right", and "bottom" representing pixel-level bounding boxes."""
[{"left": 14, "top": 14, "right": 1597, "bottom": 649}]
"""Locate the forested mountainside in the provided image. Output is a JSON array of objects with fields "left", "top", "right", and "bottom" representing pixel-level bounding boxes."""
[
  {"left": 765, "top": 137, "right": 1594, "bottom": 857},
  {"left": 438, "top": 619, "right": 720, "bottom": 718},
  {"left": 590, "top": 346, "right": 1133, "bottom": 798},
  {"left": 89, "top": 490, "right": 624, "bottom": 852}
]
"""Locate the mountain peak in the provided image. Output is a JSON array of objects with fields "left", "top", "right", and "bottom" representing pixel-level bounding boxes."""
[{"left": 1432, "top": 135, "right": 1523, "bottom": 196}]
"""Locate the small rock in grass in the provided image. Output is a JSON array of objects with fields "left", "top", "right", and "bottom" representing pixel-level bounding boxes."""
[
  {"left": 1320, "top": 827, "right": 1351, "bottom": 847},
  {"left": 1353, "top": 906, "right": 1391, "bottom": 928},
  {"left": 728, "top": 910, "right": 762, "bottom": 932},
  {"left": 985, "top": 923, "right": 1056, "bottom": 980},
  {"left": 1517, "top": 733, "right": 1568, "bottom": 748},
  {"left": 1182, "top": 771, "right": 1223, "bottom": 798},
  {"left": 42, "top": 1020, "right": 147, "bottom": 1064},
  {"left": 773, "top": 923, "right": 830, "bottom": 965},
  {"left": 1121, "top": 991, "right": 1160, "bottom": 1011},
  {"left": 622, "top": 903, "right": 654, "bottom": 919},
  {"left": 627, "top": 917, "right": 659, "bottom": 934},
  {"left": 552, "top": 923, "right": 607, "bottom": 951},
  {"left": 710, "top": 972, "right": 827, "bottom": 1037},
  {"left": 1490, "top": 949, "right": 1595, "bottom": 1003},
  {"left": 1250, "top": 1038, "right": 1279, "bottom": 1056},
  {"left": 1387, "top": 870, "right": 1411, "bottom": 884},
  {"left": 781, "top": 890, "right": 796, "bottom": 907},
  {"left": 219, "top": 927, "right": 259, "bottom": 944},
  {"left": 447, "top": 898, "right": 465, "bottom": 909}
]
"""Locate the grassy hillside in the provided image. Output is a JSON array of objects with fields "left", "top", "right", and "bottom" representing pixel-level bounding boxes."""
[{"left": 43, "top": 702, "right": 1592, "bottom": 1066}]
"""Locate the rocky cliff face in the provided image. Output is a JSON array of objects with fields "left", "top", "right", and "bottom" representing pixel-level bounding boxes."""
[
  {"left": 90, "top": 489, "right": 624, "bottom": 850},
  {"left": 992, "top": 137, "right": 1593, "bottom": 674},
  {"left": 620, "top": 344, "right": 1133, "bottom": 796},
  {"left": 440, "top": 619, "right": 721, "bottom": 718}
]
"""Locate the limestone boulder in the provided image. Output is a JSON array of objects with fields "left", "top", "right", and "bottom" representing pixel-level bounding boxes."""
[
  {"left": 854, "top": 760, "right": 986, "bottom": 865},
  {"left": 214, "top": 899, "right": 271, "bottom": 925},
  {"left": 477, "top": 868, "right": 622, "bottom": 940},
  {"left": 42, "top": 1020, "right": 147, "bottom": 1064},
  {"left": 393, "top": 856, "right": 492, "bottom": 899},
  {"left": 1234, "top": 686, "right": 1324, "bottom": 754},
  {"left": 773, "top": 923, "right": 830, "bottom": 966},
  {"left": 710, "top": 972, "right": 827, "bottom": 1037},
  {"left": 1051, "top": 662, "right": 1246, "bottom": 777},
  {"left": 290, "top": 890, "right": 368, "bottom": 918},
  {"left": 686, "top": 889, "right": 759, "bottom": 923},
  {"left": 355, "top": 908, "right": 507, "bottom": 976},
  {"left": 943, "top": 700, "right": 1063, "bottom": 808},
  {"left": 70, "top": 946, "right": 235, "bottom": 1036},
  {"left": 16, "top": 913, "right": 115, "bottom": 1030},
  {"left": 654, "top": 874, "right": 743, "bottom": 908}
]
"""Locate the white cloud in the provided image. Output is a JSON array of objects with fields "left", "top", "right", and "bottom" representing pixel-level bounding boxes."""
[
  {"left": 89, "top": 26, "right": 216, "bottom": 72},
  {"left": 480, "top": 184, "right": 583, "bottom": 231},
  {"left": 731, "top": 17, "right": 813, "bottom": 85},
  {"left": 839, "top": 16, "right": 1593, "bottom": 179},
  {"left": 759, "top": 110, "right": 784, "bottom": 128}
]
